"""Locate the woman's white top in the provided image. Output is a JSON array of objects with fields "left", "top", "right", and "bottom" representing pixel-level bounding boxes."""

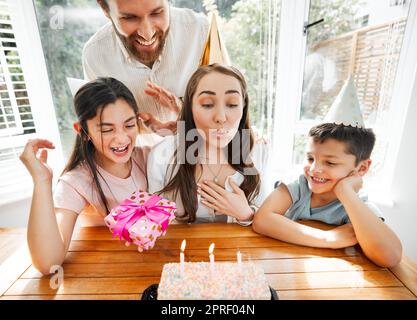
[{"left": 147, "top": 135, "right": 270, "bottom": 225}]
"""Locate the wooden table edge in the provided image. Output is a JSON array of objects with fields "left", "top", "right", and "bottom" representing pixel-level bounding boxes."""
[{"left": 389, "top": 255, "right": 417, "bottom": 297}]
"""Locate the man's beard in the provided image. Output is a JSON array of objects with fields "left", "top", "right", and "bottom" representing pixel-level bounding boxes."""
[{"left": 115, "top": 25, "right": 169, "bottom": 65}]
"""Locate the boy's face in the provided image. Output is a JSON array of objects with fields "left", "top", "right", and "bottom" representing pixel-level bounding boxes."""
[{"left": 303, "top": 137, "right": 367, "bottom": 195}]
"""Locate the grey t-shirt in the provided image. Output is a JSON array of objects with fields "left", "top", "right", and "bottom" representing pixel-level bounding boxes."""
[{"left": 279, "top": 175, "right": 384, "bottom": 225}]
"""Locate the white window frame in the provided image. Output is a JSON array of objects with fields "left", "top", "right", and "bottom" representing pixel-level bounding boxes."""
[
  {"left": 0, "top": 0, "right": 63, "bottom": 205},
  {"left": 271, "top": 0, "right": 309, "bottom": 177},
  {"left": 272, "top": 0, "right": 417, "bottom": 206}
]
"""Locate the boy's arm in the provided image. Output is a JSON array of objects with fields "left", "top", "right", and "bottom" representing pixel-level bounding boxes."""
[
  {"left": 334, "top": 175, "right": 402, "bottom": 267},
  {"left": 252, "top": 184, "right": 357, "bottom": 248}
]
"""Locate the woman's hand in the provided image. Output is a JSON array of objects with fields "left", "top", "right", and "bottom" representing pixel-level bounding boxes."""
[
  {"left": 197, "top": 179, "right": 253, "bottom": 221},
  {"left": 19, "top": 139, "right": 55, "bottom": 183}
]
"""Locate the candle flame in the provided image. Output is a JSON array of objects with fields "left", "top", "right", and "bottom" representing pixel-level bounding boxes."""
[
  {"left": 181, "top": 239, "right": 186, "bottom": 252},
  {"left": 208, "top": 243, "right": 215, "bottom": 254}
]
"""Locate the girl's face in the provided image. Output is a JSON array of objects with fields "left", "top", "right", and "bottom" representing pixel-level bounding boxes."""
[
  {"left": 86, "top": 98, "right": 138, "bottom": 167},
  {"left": 192, "top": 72, "right": 244, "bottom": 149}
]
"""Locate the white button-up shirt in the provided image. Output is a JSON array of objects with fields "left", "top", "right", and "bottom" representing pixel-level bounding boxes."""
[{"left": 82, "top": 6, "right": 209, "bottom": 122}]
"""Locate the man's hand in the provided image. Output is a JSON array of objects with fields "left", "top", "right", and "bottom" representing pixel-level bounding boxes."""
[
  {"left": 141, "top": 81, "right": 182, "bottom": 136},
  {"left": 138, "top": 112, "right": 178, "bottom": 136}
]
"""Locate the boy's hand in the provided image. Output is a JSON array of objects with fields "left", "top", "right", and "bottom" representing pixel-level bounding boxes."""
[
  {"left": 334, "top": 171, "right": 363, "bottom": 197},
  {"left": 325, "top": 223, "right": 358, "bottom": 249}
]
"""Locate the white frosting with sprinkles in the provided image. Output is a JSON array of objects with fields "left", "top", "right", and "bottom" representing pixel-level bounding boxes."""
[{"left": 158, "top": 261, "right": 271, "bottom": 300}]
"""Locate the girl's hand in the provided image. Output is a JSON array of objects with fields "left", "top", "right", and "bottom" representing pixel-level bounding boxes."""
[
  {"left": 197, "top": 179, "right": 253, "bottom": 221},
  {"left": 19, "top": 139, "right": 55, "bottom": 183},
  {"left": 325, "top": 223, "right": 358, "bottom": 249}
]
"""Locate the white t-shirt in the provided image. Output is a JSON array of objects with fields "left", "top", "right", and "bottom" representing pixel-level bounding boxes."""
[
  {"left": 147, "top": 135, "right": 270, "bottom": 225},
  {"left": 82, "top": 7, "right": 209, "bottom": 122},
  {"left": 54, "top": 147, "right": 149, "bottom": 226}
]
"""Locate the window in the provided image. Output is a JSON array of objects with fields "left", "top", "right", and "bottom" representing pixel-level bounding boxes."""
[
  {"left": 175, "top": 0, "right": 282, "bottom": 139},
  {"left": 0, "top": 0, "right": 62, "bottom": 205},
  {"left": 272, "top": 0, "right": 415, "bottom": 202},
  {"left": 297, "top": 0, "right": 411, "bottom": 191},
  {"left": 33, "top": 0, "right": 107, "bottom": 160}
]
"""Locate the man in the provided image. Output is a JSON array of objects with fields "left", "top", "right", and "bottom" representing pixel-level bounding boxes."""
[{"left": 83, "top": 0, "right": 209, "bottom": 132}]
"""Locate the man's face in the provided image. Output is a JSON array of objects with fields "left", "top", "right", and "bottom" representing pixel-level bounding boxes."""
[{"left": 105, "top": 0, "right": 170, "bottom": 66}]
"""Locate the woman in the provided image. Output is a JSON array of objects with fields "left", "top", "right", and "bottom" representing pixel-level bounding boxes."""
[{"left": 147, "top": 64, "right": 268, "bottom": 224}]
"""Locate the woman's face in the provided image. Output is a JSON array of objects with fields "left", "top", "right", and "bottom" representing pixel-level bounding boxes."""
[
  {"left": 86, "top": 98, "right": 139, "bottom": 168},
  {"left": 192, "top": 72, "right": 244, "bottom": 150}
]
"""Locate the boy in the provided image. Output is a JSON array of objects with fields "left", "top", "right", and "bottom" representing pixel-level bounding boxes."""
[{"left": 253, "top": 77, "right": 402, "bottom": 268}]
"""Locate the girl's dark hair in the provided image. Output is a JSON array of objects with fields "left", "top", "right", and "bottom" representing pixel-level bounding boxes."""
[
  {"left": 308, "top": 123, "right": 376, "bottom": 165},
  {"left": 62, "top": 77, "right": 139, "bottom": 213},
  {"left": 158, "top": 63, "right": 260, "bottom": 222}
]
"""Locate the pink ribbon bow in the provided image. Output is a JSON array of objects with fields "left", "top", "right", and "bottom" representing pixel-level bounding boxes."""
[{"left": 111, "top": 194, "right": 175, "bottom": 243}]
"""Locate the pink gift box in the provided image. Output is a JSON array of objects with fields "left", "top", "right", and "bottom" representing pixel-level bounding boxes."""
[{"left": 104, "top": 190, "right": 176, "bottom": 251}]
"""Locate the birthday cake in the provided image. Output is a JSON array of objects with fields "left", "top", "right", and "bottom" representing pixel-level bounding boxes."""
[{"left": 157, "top": 261, "right": 271, "bottom": 300}]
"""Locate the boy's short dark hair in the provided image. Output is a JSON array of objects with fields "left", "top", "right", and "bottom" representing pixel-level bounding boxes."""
[{"left": 308, "top": 123, "right": 376, "bottom": 165}]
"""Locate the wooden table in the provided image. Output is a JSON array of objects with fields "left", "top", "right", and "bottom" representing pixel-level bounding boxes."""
[{"left": 1, "top": 222, "right": 416, "bottom": 300}]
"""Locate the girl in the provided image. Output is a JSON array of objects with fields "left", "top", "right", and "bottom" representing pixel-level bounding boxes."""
[
  {"left": 19, "top": 77, "right": 149, "bottom": 274},
  {"left": 147, "top": 64, "right": 269, "bottom": 224}
]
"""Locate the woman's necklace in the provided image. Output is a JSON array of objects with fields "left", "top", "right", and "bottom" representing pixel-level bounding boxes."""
[
  {"left": 198, "top": 156, "right": 225, "bottom": 184},
  {"left": 204, "top": 163, "right": 224, "bottom": 184}
]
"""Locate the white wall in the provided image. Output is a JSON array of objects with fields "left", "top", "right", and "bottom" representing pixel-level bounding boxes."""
[
  {"left": 380, "top": 64, "right": 417, "bottom": 262},
  {"left": 0, "top": 198, "right": 30, "bottom": 228}
]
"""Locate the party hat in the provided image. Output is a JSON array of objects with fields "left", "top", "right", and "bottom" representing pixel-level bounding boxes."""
[
  {"left": 199, "top": 12, "right": 231, "bottom": 66},
  {"left": 67, "top": 77, "right": 88, "bottom": 97},
  {"left": 324, "top": 75, "right": 365, "bottom": 128}
]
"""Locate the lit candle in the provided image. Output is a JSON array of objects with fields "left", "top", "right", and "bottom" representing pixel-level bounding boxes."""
[
  {"left": 209, "top": 243, "right": 215, "bottom": 275},
  {"left": 236, "top": 249, "right": 242, "bottom": 271},
  {"left": 180, "top": 239, "right": 186, "bottom": 276}
]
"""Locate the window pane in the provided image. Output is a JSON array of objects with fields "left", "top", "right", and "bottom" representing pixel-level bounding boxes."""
[
  {"left": 293, "top": 133, "right": 308, "bottom": 165},
  {"left": 34, "top": 0, "right": 107, "bottom": 159},
  {"left": 173, "top": 0, "right": 282, "bottom": 138},
  {"left": 298, "top": 0, "right": 411, "bottom": 186}
]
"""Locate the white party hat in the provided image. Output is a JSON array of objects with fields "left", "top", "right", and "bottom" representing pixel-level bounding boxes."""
[
  {"left": 199, "top": 12, "right": 231, "bottom": 66},
  {"left": 67, "top": 77, "right": 88, "bottom": 97},
  {"left": 324, "top": 75, "right": 365, "bottom": 128}
]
